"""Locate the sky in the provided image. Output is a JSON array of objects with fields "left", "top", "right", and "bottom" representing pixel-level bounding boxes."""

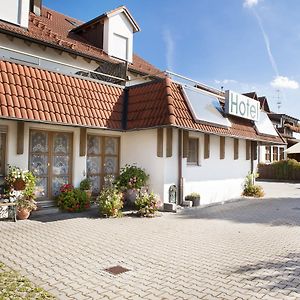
[{"left": 43, "top": 0, "right": 300, "bottom": 119}]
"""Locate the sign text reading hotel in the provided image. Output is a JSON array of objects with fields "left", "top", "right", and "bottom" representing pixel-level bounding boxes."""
[{"left": 225, "top": 90, "right": 260, "bottom": 122}]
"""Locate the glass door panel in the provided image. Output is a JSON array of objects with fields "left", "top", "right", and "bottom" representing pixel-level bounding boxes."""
[
  {"left": 51, "top": 133, "right": 72, "bottom": 197},
  {"left": 30, "top": 131, "right": 49, "bottom": 200},
  {"left": 87, "top": 135, "right": 119, "bottom": 194},
  {"left": 30, "top": 130, "right": 72, "bottom": 200}
]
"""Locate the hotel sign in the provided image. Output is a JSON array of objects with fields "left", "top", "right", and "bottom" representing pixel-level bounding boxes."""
[{"left": 225, "top": 90, "right": 260, "bottom": 122}]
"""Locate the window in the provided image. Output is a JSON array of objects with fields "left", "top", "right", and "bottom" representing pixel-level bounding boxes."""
[
  {"left": 187, "top": 138, "right": 199, "bottom": 165},
  {"left": 273, "top": 146, "right": 278, "bottom": 161},
  {"left": 112, "top": 33, "right": 128, "bottom": 61},
  {"left": 279, "top": 147, "right": 285, "bottom": 160},
  {"left": 265, "top": 146, "right": 271, "bottom": 161}
]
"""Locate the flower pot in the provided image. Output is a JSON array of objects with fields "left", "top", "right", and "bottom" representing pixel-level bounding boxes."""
[
  {"left": 84, "top": 189, "right": 92, "bottom": 199},
  {"left": 125, "top": 189, "right": 139, "bottom": 204},
  {"left": 17, "top": 208, "right": 31, "bottom": 220},
  {"left": 13, "top": 179, "right": 26, "bottom": 191},
  {"left": 192, "top": 198, "right": 200, "bottom": 207}
]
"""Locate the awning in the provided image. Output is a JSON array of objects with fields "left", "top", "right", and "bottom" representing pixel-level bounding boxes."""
[{"left": 284, "top": 142, "right": 300, "bottom": 154}]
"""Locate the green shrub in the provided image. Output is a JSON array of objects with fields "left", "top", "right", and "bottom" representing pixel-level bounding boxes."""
[
  {"left": 242, "top": 172, "right": 264, "bottom": 198},
  {"left": 79, "top": 178, "right": 91, "bottom": 190},
  {"left": 135, "top": 192, "right": 160, "bottom": 217},
  {"left": 243, "top": 185, "right": 264, "bottom": 197},
  {"left": 258, "top": 159, "right": 300, "bottom": 181},
  {"left": 114, "top": 164, "right": 149, "bottom": 191},
  {"left": 57, "top": 184, "right": 90, "bottom": 212},
  {"left": 185, "top": 192, "right": 200, "bottom": 201},
  {"left": 98, "top": 188, "right": 123, "bottom": 217}
]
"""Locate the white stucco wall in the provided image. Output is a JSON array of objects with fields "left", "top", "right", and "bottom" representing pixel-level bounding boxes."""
[
  {"left": 103, "top": 13, "right": 133, "bottom": 63},
  {"left": 181, "top": 132, "right": 255, "bottom": 205},
  {"left": 0, "top": 119, "right": 258, "bottom": 205},
  {"left": 120, "top": 129, "right": 165, "bottom": 200},
  {"left": 0, "top": 0, "right": 30, "bottom": 28}
]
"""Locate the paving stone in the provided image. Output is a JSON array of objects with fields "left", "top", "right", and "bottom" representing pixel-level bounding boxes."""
[{"left": 1, "top": 181, "right": 300, "bottom": 300}]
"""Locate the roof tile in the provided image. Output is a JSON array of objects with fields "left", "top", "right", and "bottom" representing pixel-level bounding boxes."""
[{"left": 0, "top": 60, "right": 123, "bottom": 129}]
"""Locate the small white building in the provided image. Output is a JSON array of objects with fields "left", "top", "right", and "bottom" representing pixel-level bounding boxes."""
[{"left": 0, "top": 1, "right": 284, "bottom": 208}]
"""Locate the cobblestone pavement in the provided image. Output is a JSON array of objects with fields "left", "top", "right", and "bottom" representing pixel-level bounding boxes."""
[{"left": 1, "top": 182, "right": 300, "bottom": 299}]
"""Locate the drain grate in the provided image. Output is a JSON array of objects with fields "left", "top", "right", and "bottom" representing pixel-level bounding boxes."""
[{"left": 104, "top": 265, "right": 130, "bottom": 275}]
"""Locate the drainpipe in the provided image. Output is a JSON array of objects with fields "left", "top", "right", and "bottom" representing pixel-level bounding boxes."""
[{"left": 178, "top": 129, "right": 183, "bottom": 205}]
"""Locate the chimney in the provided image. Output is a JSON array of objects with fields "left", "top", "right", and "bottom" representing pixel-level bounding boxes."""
[{"left": 30, "top": 0, "right": 42, "bottom": 16}]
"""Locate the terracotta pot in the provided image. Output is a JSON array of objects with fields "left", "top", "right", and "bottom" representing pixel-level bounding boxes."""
[
  {"left": 85, "top": 190, "right": 92, "bottom": 199},
  {"left": 126, "top": 189, "right": 139, "bottom": 203},
  {"left": 13, "top": 179, "right": 26, "bottom": 191},
  {"left": 17, "top": 208, "right": 31, "bottom": 220}
]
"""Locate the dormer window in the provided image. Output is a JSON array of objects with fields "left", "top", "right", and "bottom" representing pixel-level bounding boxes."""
[
  {"left": 71, "top": 6, "right": 140, "bottom": 63},
  {"left": 0, "top": 0, "right": 30, "bottom": 27},
  {"left": 112, "top": 33, "right": 128, "bottom": 61}
]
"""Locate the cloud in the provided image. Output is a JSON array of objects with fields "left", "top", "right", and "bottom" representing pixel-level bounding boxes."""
[
  {"left": 162, "top": 28, "right": 175, "bottom": 71},
  {"left": 215, "top": 79, "right": 237, "bottom": 85},
  {"left": 243, "top": 0, "right": 260, "bottom": 8},
  {"left": 253, "top": 11, "right": 279, "bottom": 76},
  {"left": 270, "top": 76, "right": 299, "bottom": 90}
]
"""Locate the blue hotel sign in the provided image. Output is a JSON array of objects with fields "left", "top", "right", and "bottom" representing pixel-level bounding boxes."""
[{"left": 225, "top": 90, "right": 260, "bottom": 122}]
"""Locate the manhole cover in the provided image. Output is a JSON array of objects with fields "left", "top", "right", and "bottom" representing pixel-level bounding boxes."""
[{"left": 104, "top": 265, "right": 130, "bottom": 275}]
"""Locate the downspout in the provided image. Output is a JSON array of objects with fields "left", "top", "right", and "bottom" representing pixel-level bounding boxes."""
[
  {"left": 178, "top": 129, "right": 183, "bottom": 205},
  {"left": 165, "top": 77, "right": 182, "bottom": 205}
]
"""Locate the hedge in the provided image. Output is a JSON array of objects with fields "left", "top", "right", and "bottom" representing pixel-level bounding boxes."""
[{"left": 258, "top": 159, "right": 300, "bottom": 181}]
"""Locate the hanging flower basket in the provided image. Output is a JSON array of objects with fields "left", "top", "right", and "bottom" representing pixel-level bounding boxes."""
[{"left": 13, "top": 178, "right": 26, "bottom": 191}]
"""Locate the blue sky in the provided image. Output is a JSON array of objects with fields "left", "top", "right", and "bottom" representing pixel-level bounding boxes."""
[{"left": 44, "top": 0, "right": 300, "bottom": 118}]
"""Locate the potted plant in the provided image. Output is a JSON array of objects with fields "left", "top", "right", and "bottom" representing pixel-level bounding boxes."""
[
  {"left": 185, "top": 192, "right": 201, "bottom": 207},
  {"left": 15, "top": 196, "right": 37, "bottom": 220},
  {"left": 5, "top": 166, "right": 37, "bottom": 220},
  {"left": 56, "top": 184, "right": 90, "bottom": 212},
  {"left": 135, "top": 192, "right": 161, "bottom": 217},
  {"left": 98, "top": 187, "right": 123, "bottom": 217},
  {"left": 114, "top": 164, "right": 149, "bottom": 206},
  {"left": 79, "top": 178, "right": 92, "bottom": 199}
]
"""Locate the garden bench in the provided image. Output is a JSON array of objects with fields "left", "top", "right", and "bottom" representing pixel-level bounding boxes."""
[{"left": 0, "top": 201, "right": 17, "bottom": 222}]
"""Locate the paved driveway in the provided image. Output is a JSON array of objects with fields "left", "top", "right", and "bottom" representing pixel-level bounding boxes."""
[{"left": 1, "top": 181, "right": 300, "bottom": 299}]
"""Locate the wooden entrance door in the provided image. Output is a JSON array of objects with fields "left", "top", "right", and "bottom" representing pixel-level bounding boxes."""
[
  {"left": 87, "top": 135, "right": 119, "bottom": 194},
  {"left": 29, "top": 130, "right": 73, "bottom": 200}
]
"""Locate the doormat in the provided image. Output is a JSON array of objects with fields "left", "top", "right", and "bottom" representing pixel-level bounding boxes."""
[{"left": 104, "top": 265, "right": 130, "bottom": 275}]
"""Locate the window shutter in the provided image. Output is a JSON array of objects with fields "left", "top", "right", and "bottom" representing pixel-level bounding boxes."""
[
  {"left": 80, "top": 127, "right": 87, "bottom": 157},
  {"left": 246, "top": 140, "right": 251, "bottom": 160},
  {"left": 251, "top": 141, "right": 258, "bottom": 161},
  {"left": 157, "top": 128, "right": 164, "bottom": 157},
  {"left": 204, "top": 134, "right": 210, "bottom": 159},
  {"left": 183, "top": 130, "right": 189, "bottom": 158},
  {"left": 17, "top": 121, "right": 24, "bottom": 155},
  {"left": 166, "top": 128, "right": 173, "bottom": 157},
  {"left": 220, "top": 136, "right": 225, "bottom": 159},
  {"left": 234, "top": 139, "right": 239, "bottom": 160}
]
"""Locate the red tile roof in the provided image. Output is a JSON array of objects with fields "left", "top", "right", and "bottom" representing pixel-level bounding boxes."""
[
  {"left": 127, "top": 78, "right": 285, "bottom": 144},
  {"left": 0, "top": 58, "right": 286, "bottom": 144},
  {"left": 0, "top": 60, "right": 123, "bottom": 129},
  {"left": 0, "top": 7, "right": 162, "bottom": 77}
]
